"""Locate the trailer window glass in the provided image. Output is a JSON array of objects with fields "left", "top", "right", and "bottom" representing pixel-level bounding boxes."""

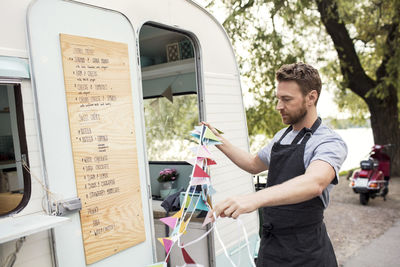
[
  {"left": 143, "top": 94, "right": 198, "bottom": 161},
  {"left": 139, "top": 25, "right": 200, "bottom": 162},
  {"left": 139, "top": 24, "right": 201, "bottom": 199},
  {"left": 0, "top": 84, "right": 31, "bottom": 217}
]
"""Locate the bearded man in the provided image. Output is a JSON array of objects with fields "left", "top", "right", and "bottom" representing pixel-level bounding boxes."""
[{"left": 204, "top": 62, "right": 347, "bottom": 266}]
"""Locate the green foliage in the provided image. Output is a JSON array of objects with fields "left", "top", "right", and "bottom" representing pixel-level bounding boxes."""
[
  {"left": 205, "top": 0, "right": 400, "bottom": 137},
  {"left": 143, "top": 95, "right": 199, "bottom": 160}
]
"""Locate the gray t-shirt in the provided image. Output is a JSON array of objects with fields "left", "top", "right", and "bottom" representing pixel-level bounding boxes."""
[{"left": 257, "top": 122, "right": 347, "bottom": 208}]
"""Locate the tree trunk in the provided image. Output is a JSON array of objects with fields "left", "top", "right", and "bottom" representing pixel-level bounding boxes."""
[
  {"left": 316, "top": 0, "right": 400, "bottom": 177},
  {"left": 366, "top": 90, "right": 400, "bottom": 177}
]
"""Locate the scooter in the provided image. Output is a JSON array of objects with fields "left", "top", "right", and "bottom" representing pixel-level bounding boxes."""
[{"left": 350, "top": 144, "right": 391, "bottom": 205}]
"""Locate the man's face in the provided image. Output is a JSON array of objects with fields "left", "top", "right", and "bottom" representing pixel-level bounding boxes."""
[{"left": 276, "top": 81, "right": 307, "bottom": 125}]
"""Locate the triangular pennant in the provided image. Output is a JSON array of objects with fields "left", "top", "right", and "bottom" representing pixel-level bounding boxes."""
[
  {"left": 161, "top": 85, "right": 173, "bottom": 103},
  {"left": 189, "top": 146, "right": 212, "bottom": 158},
  {"left": 163, "top": 238, "right": 173, "bottom": 254},
  {"left": 208, "top": 185, "right": 217, "bottom": 195},
  {"left": 204, "top": 127, "right": 221, "bottom": 142},
  {"left": 179, "top": 219, "right": 189, "bottom": 234},
  {"left": 204, "top": 139, "right": 223, "bottom": 145},
  {"left": 193, "top": 164, "right": 209, "bottom": 178},
  {"left": 202, "top": 210, "right": 214, "bottom": 227},
  {"left": 172, "top": 208, "right": 184, "bottom": 218},
  {"left": 215, "top": 127, "right": 224, "bottom": 134},
  {"left": 158, "top": 237, "right": 165, "bottom": 246},
  {"left": 190, "top": 133, "right": 201, "bottom": 140},
  {"left": 184, "top": 196, "right": 192, "bottom": 208},
  {"left": 190, "top": 177, "right": 210, "bottom": 186},
  {"left": 196, "top": 199, "right": 209, "bottom": 211},
  {"left": 207, "top": 195, "right": 213, "bottom": 209},
  {"left": 206, "top": 158, "right": 217, "bottom": 165},
  {"left": 181, "top": 247, "right": 196, "bottom": 264},
  {"left": 160, "top": 216, "right": 178, "bottom": 229},
  {"left": 186, "top": 157, "right": 204, "bottom": 166},
  {"left": 150, "top": 98, "right": 160, "bottom": 115},
  {"left": 194, "top": 126, "right": 203, "bottom": 133}
]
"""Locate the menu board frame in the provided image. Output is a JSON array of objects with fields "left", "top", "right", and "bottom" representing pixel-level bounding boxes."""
[{"left": 59, "top": 33, "right": 145, "bottom": 264}]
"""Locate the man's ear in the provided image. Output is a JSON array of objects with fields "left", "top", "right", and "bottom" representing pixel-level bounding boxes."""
[{"left": 307, "top": 90, "right": 318, "bottom": 106}]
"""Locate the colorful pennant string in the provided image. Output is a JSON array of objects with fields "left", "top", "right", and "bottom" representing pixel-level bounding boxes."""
[{"left": 150, "top": 125, "right": 255, "bottom": 267}]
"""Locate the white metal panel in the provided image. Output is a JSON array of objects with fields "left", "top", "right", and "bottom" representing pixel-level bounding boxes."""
[
  {"left": 204, "top": 72, "right": 259, "bottom": 255},
  {"left": 27, "top": 0, "right": 154, "bottom": 266},
  {"left": 2, "top": 231, "right": 53, "bottom": 267},
  {"left": 0, "top": 0, "right": 32, "bottom": 58}
]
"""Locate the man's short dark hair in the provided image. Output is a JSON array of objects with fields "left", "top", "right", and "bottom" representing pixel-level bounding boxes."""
[{"left": 276, "top": 62, "right": 322, "bottom": 105}]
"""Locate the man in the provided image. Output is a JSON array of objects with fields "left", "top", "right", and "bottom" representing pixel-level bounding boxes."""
[{"left": 204, "top": 62, "right": 347, "bottom": 266}]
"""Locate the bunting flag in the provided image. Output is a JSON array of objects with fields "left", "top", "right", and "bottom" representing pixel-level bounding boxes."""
[
  {"left": 179, "top": 219, "right": 189, "bottom": 234},
  {"left": 190, "top": 145, "right": 212, "bottom": 159},
  {"left": 202, "top": 210, "right": 214, "bottom": 227},
  {"left": 204, "top": 139, "right": 223, "bottom": 145},
  {"left": 206, "top": 158, "right": 217, "bottom": 165},
  {"left": 153, "top": 126, "right": 246, "bottom": 266},
  {"left": 160, "top": 216, "right": 178, "bottom": 229},
  {"left": 208, "top": 185, "right": 217, "bottom": 195},
  {"left": 172, "top": 208, "right": 184, "bottom": 218},
  {"left": 158, "top": 237, "right": 173, "bottom": 254},
  {"left": 204, "top": 127, "right": 220, "bottom": 142},
  {"left": 193, "top": 164, "right": 210, "bottom": 178},
  {"left": 161, "top": 85, "right": 173, "bottom": 103},
  {"left": 181, "top": 247, "right": 196, "bottom": 264},
  {"left": 186, "top": 157, "right": 217, "bottom": 166},
  {"left": 150, "top": 98, "right": 160, "bottom": 115},
  {"left": 190, "top": 177, "right": 210, "bottom": 186}
]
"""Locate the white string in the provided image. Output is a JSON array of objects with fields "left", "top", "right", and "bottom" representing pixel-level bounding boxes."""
[
  {"left": 162, "top": 126, "right": 256, "bottom": 266},
  {"left": 213, "top": 212, "right": 237, "bottom": 267}
]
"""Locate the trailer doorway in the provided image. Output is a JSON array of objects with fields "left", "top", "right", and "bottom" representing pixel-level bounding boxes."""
[
  {"left": 139, "top": 24, "right": 202, "bottom": 199},
  {"left": 138, "top": 24, "right": 209, "bottom": 265}
]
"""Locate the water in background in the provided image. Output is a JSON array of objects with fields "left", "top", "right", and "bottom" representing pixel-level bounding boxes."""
[
  {"left": 251, "top": 128, "right": 374, "bottom": 173},
  {"left": 333, "top": 128, "right": 374, "bottom": 171}
]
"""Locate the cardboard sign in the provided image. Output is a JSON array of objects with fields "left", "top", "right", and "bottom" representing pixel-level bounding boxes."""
[{"left": 60, "top": 34, "right": 145, "bottom": 264}]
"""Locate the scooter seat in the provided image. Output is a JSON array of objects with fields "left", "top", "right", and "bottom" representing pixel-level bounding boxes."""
[{"left": 360, "top": 160, "right": 374, "bottom": 170}]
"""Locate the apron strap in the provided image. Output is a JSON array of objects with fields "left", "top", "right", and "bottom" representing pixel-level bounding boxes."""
[
  {"left": 277, "top": 125, "right": 293, "bottom": 143},
  {"left": 300, "top": 117, "right": 322, "bottom": 144},
  {"left": 277, "top": 117, "right": 322, "bottom": 145}
]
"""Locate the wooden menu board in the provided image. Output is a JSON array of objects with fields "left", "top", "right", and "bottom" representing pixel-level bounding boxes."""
[{"left": 59, "top": 34, "right": 145, "bottom": 264}]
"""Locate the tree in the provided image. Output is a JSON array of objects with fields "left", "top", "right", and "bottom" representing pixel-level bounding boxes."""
[{"left": 206, "top": 0, "right": 400, "bottom": 175}]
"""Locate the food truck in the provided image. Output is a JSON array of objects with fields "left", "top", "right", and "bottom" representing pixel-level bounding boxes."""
[{"left": 0, "top": 0, "right": 259, "bottom": 266}]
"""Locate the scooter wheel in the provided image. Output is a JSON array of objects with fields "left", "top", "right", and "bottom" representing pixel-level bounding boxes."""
[{"left": 360, "top": 193, "right": 369, "bottom": 205}]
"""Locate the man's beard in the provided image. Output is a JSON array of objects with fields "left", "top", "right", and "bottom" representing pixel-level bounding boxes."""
[{"left": 282, "top": 103, "right": 308, "bottom": 125}]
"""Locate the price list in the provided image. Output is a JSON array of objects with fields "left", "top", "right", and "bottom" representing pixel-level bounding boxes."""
[{"left": 59, "top": 34, "right": 145, "bottom": 264}]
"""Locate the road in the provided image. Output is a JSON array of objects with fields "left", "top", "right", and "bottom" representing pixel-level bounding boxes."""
[{"left": 325, "top": 176, "right": 400, "bottom": 266}]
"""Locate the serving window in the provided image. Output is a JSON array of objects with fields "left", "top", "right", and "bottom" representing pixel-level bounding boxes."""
[{"left": 0, "top": 83, "right": 30, "bottom": 217}]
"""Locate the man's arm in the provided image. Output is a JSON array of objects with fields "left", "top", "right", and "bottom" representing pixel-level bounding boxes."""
[
  {"left": 211, "top": 160, "right": 336, "bottom": 219},
  {"left": 202, "top": 122, "right": 267, "bottom": 174}
]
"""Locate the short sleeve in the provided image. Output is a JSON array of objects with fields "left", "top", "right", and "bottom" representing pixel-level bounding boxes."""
[
  {"left": 258, "top": 140, "right": 274, "bottom": 168},
  {"left": 310, "top": 134, "right": 348, "bottom": 184}
]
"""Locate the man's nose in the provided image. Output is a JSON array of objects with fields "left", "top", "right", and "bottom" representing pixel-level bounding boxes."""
[{"left": 276, "top": 100, "right": 284, "bottom": 110}]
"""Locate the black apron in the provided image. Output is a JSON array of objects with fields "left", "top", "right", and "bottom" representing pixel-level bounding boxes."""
[{"left": 256, "top": 118, "right": 337, "bottom": 267}]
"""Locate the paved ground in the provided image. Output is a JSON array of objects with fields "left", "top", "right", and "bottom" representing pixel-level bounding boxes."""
[
  {"left": 344, "top": 219, "right": 400, "bottom": 267},
  {"left": 325, "top": 176, "right": 400, "bottom": 266}
]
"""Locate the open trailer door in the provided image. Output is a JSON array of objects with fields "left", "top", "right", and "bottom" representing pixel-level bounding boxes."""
[{"left": 27, "top": 0, "right": 154, "bottom": 266}]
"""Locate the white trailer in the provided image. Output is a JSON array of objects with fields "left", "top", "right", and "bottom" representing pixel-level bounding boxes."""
[{"left": 0, "top": 0, "right": 259, "bottom": 266}]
